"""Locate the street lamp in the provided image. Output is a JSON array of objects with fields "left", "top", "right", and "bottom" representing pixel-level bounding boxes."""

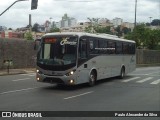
[
  {"left": 149, "top": 17, "right": 152, "bottom": 26},
  {"left": 0, "top": 0, "right": 28, "bottom": 16}
]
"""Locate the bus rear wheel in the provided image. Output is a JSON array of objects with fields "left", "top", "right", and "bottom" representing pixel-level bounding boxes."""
[
  {"left": 88, "top": 71, "right": 96, "bottom": 87},
  {"left": 119, "top": 67, "right": 125, "bottom": 79}
]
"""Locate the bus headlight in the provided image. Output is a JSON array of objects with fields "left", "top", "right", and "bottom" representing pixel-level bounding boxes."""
[
  {"left": 70, "top": 71, "right": 74, "bottom": 75},
  {"left": 65, "top": 70, "right": 76, "bottom": 76},
  {"left": 69, "top": 79, "right": 74, "bottom": 84},
  {"left": 37, "top": 69, "right": 39, "bottom": 73},
  {"left": 37, "top": 77, "right": 40, "bottom": 81},
  {"left": 36, "top": 69, "right": 42, "bottom": 74}
]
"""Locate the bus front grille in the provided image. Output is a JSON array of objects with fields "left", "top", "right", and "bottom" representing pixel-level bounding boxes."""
[{"left": 43, "top": 77, "right": 64, "bottom": 84}]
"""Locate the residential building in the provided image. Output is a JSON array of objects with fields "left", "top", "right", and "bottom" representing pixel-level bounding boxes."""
[
  {"left": 60, "top": 22, "right": 90, "bottom": 32},
  {"left": 55, "top": 22, "right": 61, "bottom": 28},
  {"left": 44, "top": 20, "right": 51, "bottom": 32},
  {"left": 37, "top": 25, "right": 45, "bottom": 33},
  {"left": 122, "top": 22, "right": 134, "bottom": 31},
  {"left": 112, "top": 17, "right": 123, "bottom": 27},
  {"left": 60, "top": 14, "right": 77, "bottom": 28},
  {"left": 0, "top": 26, "right": 7, "bottom": 31},
  {"left": 98, "top": 18, "right": 112, "bottom": 27},
  {"left": 0, "top": 30, "right": 24, "bottom": 39}
]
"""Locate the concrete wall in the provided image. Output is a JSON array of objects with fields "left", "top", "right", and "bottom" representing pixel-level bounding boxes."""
[
  {"left": 0, "top": 38, "right": 160, "bottom": 70},
  {"left": 0, "top": 38, "right": 36, "bottom": 69}
]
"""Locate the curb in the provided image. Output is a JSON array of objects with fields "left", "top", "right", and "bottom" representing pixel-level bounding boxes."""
[
  {"left": 0, "top": 71, "right": 29, "bottom": 76},
  {"left": 0, "top": 69, "right": 36, "bottom": 76},
  {"left": 137, "top": 64, "right": 160, "bottom": 67}
]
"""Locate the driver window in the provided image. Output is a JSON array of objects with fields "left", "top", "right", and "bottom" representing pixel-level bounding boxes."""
[{"left": 79, "top": 39, "right": 87, "bottom": 59}]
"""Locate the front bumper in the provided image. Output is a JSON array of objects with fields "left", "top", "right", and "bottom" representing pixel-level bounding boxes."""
[{"left": 36, "top": 73, "right": 76, "bottom": 85}]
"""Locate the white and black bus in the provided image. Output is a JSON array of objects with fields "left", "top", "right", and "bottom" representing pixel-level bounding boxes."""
[{"left": 36, "top": 32, "right": 136, "bottom": 86}]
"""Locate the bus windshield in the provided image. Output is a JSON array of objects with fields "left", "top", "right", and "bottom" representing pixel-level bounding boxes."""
[{"left": 37, "top": 36, "right": 77, "bottom": 66}]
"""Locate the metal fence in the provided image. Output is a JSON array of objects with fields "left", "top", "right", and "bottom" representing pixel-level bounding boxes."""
[{"left": 136, "top": 49, "right": 160, "bottom": 64}]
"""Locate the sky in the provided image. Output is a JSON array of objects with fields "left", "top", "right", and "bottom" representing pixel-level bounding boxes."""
[{"left": 0, "top": 0, "right": 160, "bottom": 29}]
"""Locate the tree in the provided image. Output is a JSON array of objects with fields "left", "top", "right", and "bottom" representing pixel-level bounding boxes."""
[
  {"left": 146, "top": 29, "right": 160, "bottom": 49},
  {"left": 50, "top": 28, "right": 60, "bottom": 32},
  {"left": 8, "top": 28, "right": 12, "bottom": 30},
  {"left": 94, "top": 26, "right": 111, "bottom": 34},
  {"left": 115, "top": 25, "right": 122, "bottom": 37},
  {"left": 85, "top": 25, "right": 92, "bottom": 33},
  {"left": 125, "top": 24, "right": 160, "bottom": 50},
  {"left": 24, "top": 31, "right": 33, "bottom": 40},
  {"left": 151, "top": 19, "right": 160, "bottom": 26},
  {"left": 32, "top": 23, "right": 40, "bottom": 32},
  {"left": 86, "top": 18, "right": 99, "bottom": 33},
  {"left": 122, "top": 27, "right": 131, "bottom": 34},
  {"left": 26, "top": 25, "right": 31, "bottom": 28}
]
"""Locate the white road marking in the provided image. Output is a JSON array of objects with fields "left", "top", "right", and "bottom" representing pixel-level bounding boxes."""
[
  {"left": 129, "top": 74, "right": 148, "bottom": 76},
  {"left": 20, "top": 73, "right": 28, "bottom": 75},
  {"left": 0, "top": 87, "right": 40, "bottom": 95},
  {"left": 150, "top": 79, "right": 160, "bottom": 85},
  {"left": 121, "top": 77, "right": 140, "bottom": 82},
  {"left": 21, "top": 73, "right": 36, "bottom": 76},
  {"left": 147, "top": 71, "right": 160, "bottom": 75},
  {"left": 28, "top": 74, "right": 36, "bottom": 76},
  {"left": 12, "top": 78, "right": 31, "bottom": 81},
  {"left": 23, "top": 70, "right": 35, "bottom": 73},
  {"left": 129, "top": 74, "right": 160, "bottom": 77},
  {"left": 136, "top": 77, "right": 153, "bottom": 83},
  {"left": 64, "top": 91, "right": 94, "bottom": 100}
]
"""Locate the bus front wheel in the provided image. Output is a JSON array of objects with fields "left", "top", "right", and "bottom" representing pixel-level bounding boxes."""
[{"left": 88, "top": 71, "right": 96, "bottom": 87}]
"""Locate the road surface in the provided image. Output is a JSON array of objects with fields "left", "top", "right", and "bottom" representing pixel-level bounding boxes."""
[{"left": 0, "top": 66, "right": 159, "bottom": 120}]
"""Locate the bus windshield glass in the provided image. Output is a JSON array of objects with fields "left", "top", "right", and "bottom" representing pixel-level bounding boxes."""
[{"left": 37, "top": 36, "right": 77, "bottom": 66}]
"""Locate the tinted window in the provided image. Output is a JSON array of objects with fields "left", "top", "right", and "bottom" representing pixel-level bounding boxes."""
[
  {"left": 89, "top": 37, "right": 99, "bottom": 54},
  {"left": 79, "top": 39, "right": 87, "bottom": 59},
  {"left": 123, "top": 43, "right": 129, "bottom": 54},
  {"left": 107, "top": 41, "right": 116, "bottom": 54},
  {"left": 128, "top": 43, "right": 136, "bottom": 54},
  {"left": 99, "top": 39, "right": 107, "bottom": 54},
  {"left": 116, "top": 42, "right": 123, "bottom": 54}
]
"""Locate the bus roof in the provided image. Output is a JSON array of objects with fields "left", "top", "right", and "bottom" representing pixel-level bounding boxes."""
[{"left": 43, "top": 32, "right": 135, "bottom": 43}]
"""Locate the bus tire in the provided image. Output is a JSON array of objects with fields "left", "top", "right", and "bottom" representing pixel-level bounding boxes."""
[
  {"left": 88, "top": 71, "right": 96, "bottom": 87},
  {"left": 119, "top": 67, "right": 125, "bottom": 79}
]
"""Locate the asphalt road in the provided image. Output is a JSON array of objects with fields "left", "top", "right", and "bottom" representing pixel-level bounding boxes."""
[{"left": 0, "top": 67, "right": 160, "bottom": 120}]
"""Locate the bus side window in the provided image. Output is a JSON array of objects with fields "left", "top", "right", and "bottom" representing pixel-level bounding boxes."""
[
  {"left": 79, "top": 39, "right": 87, "bottom": 59},
  {"left": 123, "top": 43, "right": 129, "bottom": 54},
  {"left": 108, "top": 41, "right": 116, "bottom": 54},
  {"left": 116, "top": 42, "right": 123, "bottom": 54},
  {"left": 89, "top": 38, "right": 99, "bottom": 54}
]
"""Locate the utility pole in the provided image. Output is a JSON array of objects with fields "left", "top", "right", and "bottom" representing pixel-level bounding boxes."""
[
  {"left": 29, "top": 14, "right": 32, "bottom": 32},
  {"left": 159, "top": 0, "right": 160, "bottom": 28},
  {"left": 0, "top": 0, "right": 28, "bottom": 16},
  {"left": 134, "top": 0, "right": 137, "bottom": 28},
  {"left": 134, "top": 0, "right": 138, "bottom": 46}
]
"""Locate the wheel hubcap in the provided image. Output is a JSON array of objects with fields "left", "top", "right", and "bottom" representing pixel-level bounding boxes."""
[{"left": 90, "top": 74, "right": 95, "bottom": 85}]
